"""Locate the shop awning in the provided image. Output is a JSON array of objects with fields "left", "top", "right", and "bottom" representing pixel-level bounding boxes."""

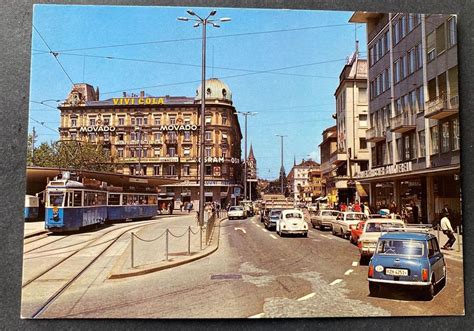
[
  {"left": 356, "top": 183, "right": 368, "bottom": 197},
  {"left": 316, "top": 196, "right": 328, "bottom": 201}
]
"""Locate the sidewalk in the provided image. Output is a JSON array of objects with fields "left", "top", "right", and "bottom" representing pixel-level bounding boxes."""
[
  {"left": 23, "top": 221, "right": 48, "bottom": 239},
  {"left": 430, "top": 228, "right": 463, "bottom": 262},
  {"left": 108, "top": 212, "right": 226, "bottom": 279}
]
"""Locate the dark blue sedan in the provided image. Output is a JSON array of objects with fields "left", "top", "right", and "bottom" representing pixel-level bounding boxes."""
[{"left": 368, "top": 232, "right": 446, "bottom": 300}]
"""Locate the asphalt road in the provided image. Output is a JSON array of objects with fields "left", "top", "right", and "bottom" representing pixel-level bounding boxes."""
[{"left": 24, "top": 214, "right": 464, "bottom": 318}]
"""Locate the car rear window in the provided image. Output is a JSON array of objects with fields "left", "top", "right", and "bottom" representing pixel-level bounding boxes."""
[
  {"left": 376, "top": 240, "right": 424, "bottom": 257},
  {"left": 346, "top": 213, "right": 367, "bottom": 221},
  {"left": 285, "top": 213, "right": 302, "bottom": 219},
  {"left": 229, "top": 206, "right": 243, "bottom": 211},
  {"left": 366, "top": 222, "right": 404, "bottom": 232},
  {"left": 323, "top": 211, "right": 339, "bottom": 216}
]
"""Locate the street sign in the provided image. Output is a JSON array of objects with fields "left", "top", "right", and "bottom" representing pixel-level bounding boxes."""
[{"left": 234, "top": 187, "right": 241, "bottom": 196}]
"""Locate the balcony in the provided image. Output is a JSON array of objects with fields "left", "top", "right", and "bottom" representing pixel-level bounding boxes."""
[
  {"left": 390, "top": 112, "right": 416, "bottom": 133},
  {"left": 150, "top": 140, "right": 163, "bottom": 145},
  {"left": 165, "top": 139, "right": 178, "bottom": 145},
  {"left": 182, "top": 139, "right": 193, "bottom": 145},
  {"left": 329, "top": 149, "right": 347, "bottom": 165},
  {"left": 366, "top": 127, "right": 386, "bottom": 143},
  {"left": 425, "top": 94, "right": 459, "bottom": 120}
]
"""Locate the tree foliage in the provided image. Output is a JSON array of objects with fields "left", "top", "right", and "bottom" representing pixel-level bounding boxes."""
[{"left": 29, "top": 139, "right": 115, "bottom": 172}]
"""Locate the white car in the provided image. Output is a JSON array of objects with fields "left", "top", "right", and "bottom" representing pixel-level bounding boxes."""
[
  {"left": 332, "top": 212, "right": 368, "bottom": 239},
  {"left": 358, "top": 219, "right": 405, "bottom": 264},
  {"left": 276, "top": 209, "right": 308, "bottom": 237},
  {"left": 227, "top": 206, "right": 246, "bottom": 220}
]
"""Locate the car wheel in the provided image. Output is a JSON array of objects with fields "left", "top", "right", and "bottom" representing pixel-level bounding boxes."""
[
  {"left": 369, "top": 282, "right": 380, "bottom": 297},
  {"left": 360, "top": 255, "right": 369, "bottom": 265},
  {"left": 423, "top": 277, "right": 435, "bottom": 301},
  {"left": 312, "top": 222, "right": 316, "bottom": 229},
  {"left": 439, "top": 273, "right": 447, "bottom": 290},
  {"left": 349, "top": 235, "right": 354, "bottom": 244},
  {"left": 303, "top": 232, "right": 308, "bottom": 238}
]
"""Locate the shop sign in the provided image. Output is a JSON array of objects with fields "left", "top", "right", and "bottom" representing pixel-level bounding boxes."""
[
  {"left": 159, "top": 124, "right": 198, "bottom": 131},
  {"left": 158, "top": 157, "right": 179, "bottom": 162},
  {"left": 79, "top": 125, "right": 116, "bottom": 133},
  {"left": 112, "top": 97, "right": 165, "bottom": 105},
  {"left": 230, "top": 157, "right": 241, "bottom": 164},
  {"left": 356, "top": 161, "right": 413, "bottom": 179}
]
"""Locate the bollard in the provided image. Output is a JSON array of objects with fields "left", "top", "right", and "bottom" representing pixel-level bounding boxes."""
[
  {"left": 188, "top": 226, "right": 191, "bottom": 255},
  {"left": 165, "top": 229, "right": 169, "bottom": 261},
  {"left": 131, "top": 232, "right": 135, "bottom": 269},
  {"left": 200, "top": 225, "right": 203, "bottom": 250},
  {"left": 456, "top": 226, "right": 461, "bottom": 253}
]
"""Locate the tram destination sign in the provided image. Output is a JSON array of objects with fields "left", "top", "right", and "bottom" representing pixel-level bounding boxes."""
[{"left": 355, "top": 161, "right": 412, "bottom": 179}]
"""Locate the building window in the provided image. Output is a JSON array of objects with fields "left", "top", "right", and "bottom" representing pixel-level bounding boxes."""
[
  {"left": 131, "top": 132, "right": 137, "bottom": 141},
  {"left": 369, "top": 46, "right": 374, "bottom": 66},
  {"left": 184, "top": 115, "right": 191, "bottom": 124},
  {"left": 410, "top": 133, "right": 417, "bottom": 159},
  {"left": 431, "top": 126, "right": 439, "bottom": 154},
  {"left": 384, "top": 30, "right": 390, "bottom": 53},
  {"left": 118, "top": 116, "right": 125, "bottom": 125},
  {"left": 89, "top": 133, "right": 96, "bottom": 142},
  {"left": 448, "top": 16, "right": 457, "bottom": 47},
  {"left": 117, "top": 148, "right": 124, "bottom": 158},
  {"left": 394, "top": 60, "right": 400, "bottom": 83},
  {"left": 71, "top": 118, "right": 77, "bottom": 127},
  {"left": 169, "top": 116, "right": 176, "bottom": 124},
  {"left": 221, "top": 132, "right": 228, "bottom": 144},
  {"left": 408, "top": 48, "right": 415, "bottom": 74},
  {"left": 393, "top": 21, "right": 400, "bottom": 45},
  {"left": 117, "top": 133, "right": 124, "bottom": 141},
  {"left": 89, "top": 117, "right": 96, "bottom": 126},
  {"left": 168, "top": 131, "right": 177, "bottom": 143},
  {"left": 222, "top": 149, "right": 227, "bottom": 158},
  {"left": 182, "top": 164, "right": 190, "bottom": 176},
  {"left": 441, "top": 122, "right": 450, "bottom": 153},
  {"left": 205, "top": 165, "right": 212, "bottom": 176},
  {"left": 400, "top": 15, "right": 406, "bottom": 39},
  {"left": 154, "top": 148, "right": 161, "bottom": 156},
  {"left": 359, "top": 114, "right": 368, "bottom": 127},
  {"left": 222, "top": 114, "right": 228, "bottom": 125},
  {"left": 154, "top": 116, "right": 161, "bottom": 125},
  {"left": 70, "top": 132, "right": 77, "bottom": 140},
  {"left": 427, "top": 31, "right": 436, "bottom": 62},
  {"left": 205, "top": 147, "right": 212, "bottom": 157},
  {"left": 205, "top": 116, "right": 212, "bottom": 124},
  {"left": 168, "top": 147, "right": 176, "bottom": 157},
  {"left": 104, "top": 132, "right": 110, "bottom": 140},
  {"left": 359, "top": 138, "right": 367, "bottom": 150},
  {"left": 168, "top": 165, "right": 176, "bottom": 176},
  {"left": 417, "top": 88, "right": 424, "bottom": 111},
  {"left": 154, "top": 132, "right": 162, "bottom": 142},
  {"left": 452, "top": 118, "right": 460, "bottom": 150},
  {"left": 419, "top": 130, "right": 426, "bottom": 157},
  {"left": 153, "top": 165, "right": 161, "bottom": 176},
  {"left": 184, "top": 131, "right": 191, "bottom": 141},
  {"left": 436, "top": 23, "right": 447, "bottom": 55},
  {"left": 396, "top": 138, "right": 403, "bottom": 162},
  {"left": 415, "top": 44, "right": 423, "bottom": 70},
  {"left": 183, "top": 147, "right": 190, "bottom": 156},
  {"left": 103, "top": 116, "right": 110, "bottom": 125},
  {"left": 404, "top": 135, "right": 411, "bottom": 160},
  {"left": 205, "top": 131, "right": 212, "bottom": 141}
]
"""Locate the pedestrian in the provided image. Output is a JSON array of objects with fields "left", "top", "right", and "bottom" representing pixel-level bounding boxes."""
[
  {"left": 440, "top": 211, "right": 456, "bottom": 250},
  {"left": 216, "top": 203, "right": 221, "bottom": 217},
  {"left": 363, "top": 202, "right": 370, "bottom": 217},
  {"left": 353, "top": 200, "right": 361, "bottom": 212},
  {"left": 180, "top": 201, "right": 184, "bottom": 212},
  {"left": 411, "top": 201, "right": 419, "bottom": 224},
  {"left": 169, "top": 201, "right": 174, "bottom": 215}
]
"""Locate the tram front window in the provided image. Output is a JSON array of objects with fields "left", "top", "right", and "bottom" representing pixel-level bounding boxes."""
[{"left": 49, "top": 193, "right": 64, "bottom": 207}]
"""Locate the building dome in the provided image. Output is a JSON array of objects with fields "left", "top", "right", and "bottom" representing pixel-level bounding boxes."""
[{"left": 195, "top": 78, "right": 232, "bottom": 104}]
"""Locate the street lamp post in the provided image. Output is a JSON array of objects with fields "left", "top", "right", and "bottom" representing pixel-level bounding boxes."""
[
  {"left": 236, "top": 111, "right": 257, "bottom": 200},
  {"left": 276, "top": 134, "right": 287, "bottom": 195},
  {"left": 178, "top": 10, "right": 230, "bottom": 226}
]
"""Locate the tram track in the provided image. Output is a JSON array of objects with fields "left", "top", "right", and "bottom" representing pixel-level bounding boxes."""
[
  {"left": 22, "top": 220, "right": 153, "bottom": 288},
  {"left": 25, "top": 222, "right": 150, "bottom": 318},
  {"left": 23, "top": 235, "right": 69, "bottom": 254}
]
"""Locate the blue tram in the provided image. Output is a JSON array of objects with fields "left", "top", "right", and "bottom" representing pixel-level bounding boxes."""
[
  {"left": 44, "top": 173, "right": 159, "bottom": 232},
  {"left": 45, "top": 179, "right": 108, "bottom": 232},
  {"left": 24, "top": 195, "right": 39, "bottom": 221}
]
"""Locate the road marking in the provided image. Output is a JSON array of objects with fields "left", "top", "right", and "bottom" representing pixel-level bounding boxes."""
[
  {"left": 234, "top": 227, "right": 246, "bottom": 234},
  {"left": 320, "top": 234, "right": 334, "bottom": 240},
  {"left": 311, "top": 239, "right": 321, "bottom": 242},
  {"left": 249, "top": 313, "right": 264, "bottom": 318},
  {"left": 352, "top": 261, "right": 358, "bottom": 267},
  {"left": 344, "top": 269, "right": 354, "bottom": 275},
  {"left": 297, "top": 292, "right": 316, "bottom": 301},
  {"left": 330, "top": 279, "right": 343, "bottom": 286},
  {"left": 270, "top": 234, "right": 278, "bottom": 240},
  {"left": 261, "top": 228, "right": 266, "bottom": 232}
]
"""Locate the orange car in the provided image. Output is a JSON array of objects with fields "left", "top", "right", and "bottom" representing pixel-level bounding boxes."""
[{"left": 349, "top": 220, "right": 366, "bottom": 245}]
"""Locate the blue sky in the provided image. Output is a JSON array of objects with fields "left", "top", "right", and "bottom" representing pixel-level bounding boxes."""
[{"left": 29, "top": 4, "right": 366, "bottom": 180}]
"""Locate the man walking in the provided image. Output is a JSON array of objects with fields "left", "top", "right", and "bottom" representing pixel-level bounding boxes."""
[{"left": 440, "top": 212, "right": 456, "bottom": 250}]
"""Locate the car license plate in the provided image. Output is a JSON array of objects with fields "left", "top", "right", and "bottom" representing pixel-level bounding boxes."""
[{"left": 385, "top": 268, "right": 408, "bottom": 276}]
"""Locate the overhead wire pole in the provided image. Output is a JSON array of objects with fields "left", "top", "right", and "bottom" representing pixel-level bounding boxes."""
[
  {"left": 178, "top": 10, "right": 231, "bottom": 226},
  {"left": 276, "top": 134, "right": 287, "bottom": 195},
  {"left": 236, "top": 111, "right": 257, "bottom": 200}
]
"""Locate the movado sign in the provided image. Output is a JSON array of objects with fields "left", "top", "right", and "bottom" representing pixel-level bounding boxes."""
[
  {"left": 356, "top": 161, "right": 413, "bottom": 179},
  {"left": 79, "top": 125, "right": 116, "bottom": 133},
  {"left": 159, "top": 124, "right": 198, "bottom": 131}
]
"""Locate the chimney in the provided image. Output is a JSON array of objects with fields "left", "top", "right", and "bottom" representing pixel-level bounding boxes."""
[{"left": 140, "top": 90, "right": 145, "bottom": 98}]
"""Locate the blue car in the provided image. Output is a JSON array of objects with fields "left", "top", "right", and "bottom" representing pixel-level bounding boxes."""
[{"left": 368, "top": 232, "right": 446, "bottom": 300}]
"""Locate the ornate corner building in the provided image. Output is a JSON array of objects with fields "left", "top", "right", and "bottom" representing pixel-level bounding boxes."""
[{"left": 58, "top": 78, "right": 243, "bottom": 207}]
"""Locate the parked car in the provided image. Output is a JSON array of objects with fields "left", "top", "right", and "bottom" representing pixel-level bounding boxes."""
[
  {"left": 368, "top": 232, "right": 446, "bottom": 300},
  {"left": 264, "top": 208, "right": 283, "bottom": 230},
  {"left": 276, "top": 209, "right": 308, "bottom": 237},
  {"left": 358, "top": 219, "right": 405, "bottom": 264},
  {"left": 227, "top": 206, "right": 246, "bottom": 220},
  {"left": 332, "top": 212, "right": 368, "bottom": 239},
  {"left": 349, "top": 220, "right": 367, "bottom": 245},
  {"left": 310, "top": 210, "right": 340, "bottom": 230}
]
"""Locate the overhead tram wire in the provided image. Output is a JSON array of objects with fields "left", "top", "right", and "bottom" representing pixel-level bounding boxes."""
[
  {"left": 51, "top": 23, "right": 353, "bottom": 53},
  {"left": 29, "top": 117, "right": 59, "bottom": 134},
  {"left": 52, "top": 52, "right": 341, "bottom": 80},
  {"left": 100, "top": 57, "right": 347, "bottom": 95},
  {"left": 32, "top": 25, "right": 75, "bottom": 85},
  {"left": 30, "top": 100, "right": 59, "bottom": 110}
]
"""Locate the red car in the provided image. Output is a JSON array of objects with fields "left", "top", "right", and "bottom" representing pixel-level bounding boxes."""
[{"left": 349, "top": 221, "right": 366, "bottom": 245}]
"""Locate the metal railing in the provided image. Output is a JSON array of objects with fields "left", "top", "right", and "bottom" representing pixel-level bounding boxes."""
[{"left": 390, "top": 112, "right": 414, "bottom": 130}]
